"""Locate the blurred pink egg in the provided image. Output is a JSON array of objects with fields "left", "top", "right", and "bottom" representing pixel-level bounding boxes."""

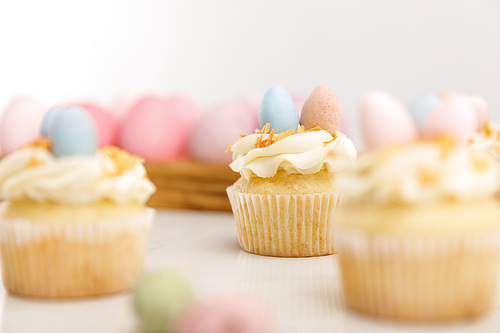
[
  {"left": 338, "top": 103, "right": 349, "bottom": 135},
  {"left": 360, "top": 90, "right": 418, "bottom": 150},
  {"left": 292, "top": 94, "right": 307, "bottom": 117},
  {"left": 73, "top": 102, "right": 119, "bottom": 147},
  {"left": 421, "top": 96, "right": 477, "bottom": 143},
  {"left": 0, "top": 96, "right": 46, "bottom": 155},
  {"left": 468, "top": 95, "right": 488, "bottom": 129},
  {"left": 119, "top": 96, "right": 184, "bottom": 162},
  {"left": 175, "top": 296, "right": 271, "bottom": 333},
  {"left": 164, "top": 95, "right": 202, "bottom": 148},
  {"left": 239, "top": 94, "right": 262, "bottom": 120},
  {"left": 189, "top": 100, "right": 259, "bottom": 165}
]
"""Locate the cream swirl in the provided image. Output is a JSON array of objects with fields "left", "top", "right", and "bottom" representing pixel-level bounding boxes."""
[
  {"left": 229, "top": 130, "right": 357, "bottom": 180},
  {"left": 334, "top": 141, "right": 500, "bottom": 204},
  {"left": 0, "top": 147, "right": 156, "bottom": 205}
]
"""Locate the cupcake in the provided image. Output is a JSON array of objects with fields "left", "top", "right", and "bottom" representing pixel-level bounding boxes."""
[
  {"left": 0, "top": 107, "right": 156, "bottom": 298},
  {"left": 226, "top": 86, "right": 357, "bottom": 257},
  {"left": 335, "top": 91, "right": 500, "bottom": 320}
]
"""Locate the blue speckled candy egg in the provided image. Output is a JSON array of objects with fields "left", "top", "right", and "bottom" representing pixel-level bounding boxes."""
[
  {"left": 408, "top": 93, "right": 442, "bottom": 128},
  {"left": 47, "top": 107, "right": 97, "bottom": 157},
  {"left": 259, "top": 86, "right": 300, "bottom": 133}
]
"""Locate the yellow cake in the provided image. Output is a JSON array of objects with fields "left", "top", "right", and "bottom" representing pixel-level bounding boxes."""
[
  {"left": 334, "top": 140, "right": 500, "bottom": 321},
  {"left": 227, "top": 124, "right": 357, "bottom": 257},
  {"left": 0, "top": 144, "right": 156, "bottom": 298}
]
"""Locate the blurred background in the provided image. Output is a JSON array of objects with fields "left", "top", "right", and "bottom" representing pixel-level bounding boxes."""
[{"left": 0, "top": 0, "right": 499, "bottom": 146}]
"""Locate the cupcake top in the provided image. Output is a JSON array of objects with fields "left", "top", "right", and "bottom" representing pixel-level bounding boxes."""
[
  {"left": 229, "top": 85, "right": 357, "bottom": 180},
  {"left": 0, "top": 107, "right": 155, "bottom": 205},
  {"left": 469, "top": 121, "right": 500, "bottom": 159},
  {"left": 335, "top": 138, "right": 500, "bottom": 205}
]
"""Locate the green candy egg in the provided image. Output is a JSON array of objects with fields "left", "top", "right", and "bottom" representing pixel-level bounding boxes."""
[{"left": 134, "top": 270, "right": 194, "bottom": 333}]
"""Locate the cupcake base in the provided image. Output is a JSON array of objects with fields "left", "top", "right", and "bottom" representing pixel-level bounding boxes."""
[
  {"left": 227, "top": 186, "right": 341, "bottom": 257},
  {"left": 337, "top": 229, "right": 500, "bottom": 321},
  {"left": 0, "top": 205, "right": 155, "bottom": 298}
]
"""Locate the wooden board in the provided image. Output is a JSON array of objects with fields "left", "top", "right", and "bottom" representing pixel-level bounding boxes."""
[{"left": 145, "top": 160, "right": 240, "bottom": 211}]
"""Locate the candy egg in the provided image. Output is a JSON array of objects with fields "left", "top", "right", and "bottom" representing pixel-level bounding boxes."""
[
  {"left": 421, "top": 96, "right": 477, "bottom": 142},
  {"left": 292, "top": 94, "right": 307, "bottom": 117},
  {"left": 300, "top": 85, "right": 340, "bottom": 134},
  {"left": 76, "top": 103, "right": 119, "bottom": 147},
  {"left": 360, "top": 90, "right": 418, "bottom": 150},
  {"left": 41, "top": 107, "right": 64, "bottom": 137},
  {"left": 258, "top": 86, "right": 299, "bottom": 133},
  {"left": 175, "top": 296, "right": 271, "bottom": 333},
  {"left": 119, "top": 96, "right": 184, "bottom": 162},
  {"left": 134, "top": 270, "right": 194, "bottom": 333},
  {"left": 0, "top": 96, "right": 46, "bottom": 155},
  {"left": 48, "top": 107, "right": 98, "bottom": 157},
  {"left": 408, "top": 93, "right": 442, "bottom": 128},
  {"left": 190, "top": 100, "right": 258, "bottom": 165},
  {"left": 468, "top": 95, "right": 488, "bottom": 128},
  {"left": 163, "top": 95, "right": 202, "bottom": 153}
]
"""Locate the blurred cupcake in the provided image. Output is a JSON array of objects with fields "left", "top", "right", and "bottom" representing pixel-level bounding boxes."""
[
  {"left": 335, "top": 91, "right": 500, "bottom": 321},
  {"left": 226, "top": 86, "right": 357, "bottom": 257},
  {"left": 0, "top": 107, "right": 156, "bottom": 298}
]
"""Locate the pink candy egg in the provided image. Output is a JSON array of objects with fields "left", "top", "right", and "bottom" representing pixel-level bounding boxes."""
[
  {"left": 164, "top": 94, "right": 202, "bottom": 146},
  {"left": 421, "top": 96, "right": 477, "bottom": 143},
  {"left": 292, "top": 94, "right": 307, "bottom": 117},
  {"left": 175, "top": 296, "right": 271, "bottom": 333},
  {"left": 73, "top": 102, "right": 119, "bottom": 147},
  {"left": 467, "top": 95, "right": 488, "bottom": 129},
  {"left": 119, "top": 96, "right": 185, "bottom": 162},
  {"left": 189, "top": 100, "right": 258, "bottom": 165},
  {"left": 300, "top": 85, "right": 341, "bottom": 134},
  {"left": 0, "top": 96, "right": 46, "bottom": 155},
  {"left": 360, "top": 90, "right": 418, "bottom": 150}
]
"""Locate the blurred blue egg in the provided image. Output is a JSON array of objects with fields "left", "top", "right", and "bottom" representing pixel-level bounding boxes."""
[
  {"left": 40, "top": 107, "right": 65, "bottom": 137},
  {"left": 50, "top": 107, "right": 97, "bottom": 157},
  {"left": 259, "top": 86, "right": 300, "bottom": 133},
  {"left": 408, "top": 93, "right": 442, "bottom": 128}
]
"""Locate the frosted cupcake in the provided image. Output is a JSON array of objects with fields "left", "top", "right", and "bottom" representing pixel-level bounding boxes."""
[
  {"left": 335, "top": 91, "right": 500, "bottom": 321},
  {"left": 0, "top": 107, "right": 156, "bottom": 298},
  {"left": 226, "top": 86, "right": 357, "bottom": 257}
]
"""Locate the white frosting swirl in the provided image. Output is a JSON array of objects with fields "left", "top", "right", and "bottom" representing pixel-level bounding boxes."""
[
  {"left": 469, "top": 121, "right": 500, "bottom": 159},
  {"left": 334, "top": 141, "right": 500, "bottom": 204},
  {"left": 229, "top": 130, "right": 357, "bottom": 180},
  {"left": 0, "top": 147, "right": 156, "bottom": 205}
]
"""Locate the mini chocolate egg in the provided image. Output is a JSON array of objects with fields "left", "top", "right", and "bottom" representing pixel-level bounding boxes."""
[
  {"left": 189, "top": 100, "right": 258, "bottom": 165},
  {"left": 119, "top": 96, "right": 184, "bottom": 162},
  {"left": 76, "top": 103, "right": 119, "bottom": 147},
  {"left": 421, "top": 96, "right": 477, "bottom": 142},
  {"left": 0, "top": 96, "right": 46, "bottom": 155},
  {"left": 408, "top": 93, "right": 442, "bottom": 128},
  {"left": 134, "top": 270, "right": 194, "bottom": 333},
  {"left": 300, "top": 85, "right": 340, "bottom": 134},
  {"left": 360, "top": 90, "right": 418, "bottom": 150},
  {"left": 49, "top": 107, "right": 97, "bottom": 157},
  {"left": 258, "top": 86, "right": 299, "bottom": 133}
]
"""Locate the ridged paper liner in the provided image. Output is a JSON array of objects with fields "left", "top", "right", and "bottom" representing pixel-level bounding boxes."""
[
  {"left": 237, "top": 252, "right": 343, "bottom": 332},
  {"left": 0, "top": 207, "right": 155, "bottom": 298},
  {"left": 336, "top": 228, "right": 500, "bottom": 321},
  {"left": 226, "top": 186, "right": 341, "bottom": 257}
]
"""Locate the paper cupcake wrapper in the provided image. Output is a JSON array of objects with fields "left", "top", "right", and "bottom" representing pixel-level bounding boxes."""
[
  {"left": 336, "top": 228, "right": 500, "bottom": 321},
  {"left": 237, "top": 251, "right": 343, "bottom": 332},
  {"left": 0, "top": 207, "right": 155, "bottom": 298},
  {"left": 226, "top": 186, "right": 341, "bottom": 257}
]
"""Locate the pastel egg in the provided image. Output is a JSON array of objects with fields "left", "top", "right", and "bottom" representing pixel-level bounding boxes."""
[
  {"left": 41, "top": 107, "right": 64, "bottom": 138},
  {"left": 163, "top": 95, "right": 202, "bottom": 153},
  {"left": 421, "top": 96, "right": 477, "bottom": 142},
  {"left": 468, "top": 95, "right": 488, "bottom": 128},
  {"left": 408, "top": 93, "right": 442, "bottom": 128},
  {"left": 75, "top": 102, "right": 119, "bottom": 147},
  {"left": 175, "top": 296, "right": 271, "bottom": 333},
  {"left": 0, "top": 96, "right": 46, "bottom": 155},
  {"left": 48, "top": 107, "right": 97, "bottom": 157},
  {"left": 292, "top": 94, "right": 307, "bottom": 117},
  {"left": 134, "top": 270, "right": 194, "bottom": 333},
  {"left": 360, "top": 90, "right": 419, "bottom": 150},
  {"left": 337, "top": 103, "right": 349, "bottom": 135},
  {"left": 258, "top": 86, "right": 299, "bottom": 133},
  {"left": 300, "top": 85, "right": 340, "bottom": 134},
  {"left": 189, "top": 100, "right": 258, "bottom": 164},
  {"left": 119, "top": 96, "right": 184, "bottom": 162}
]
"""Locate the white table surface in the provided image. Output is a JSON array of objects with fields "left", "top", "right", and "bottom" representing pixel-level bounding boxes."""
[{"left": 2, "top": 209, "right": 500, "bottom": 333}]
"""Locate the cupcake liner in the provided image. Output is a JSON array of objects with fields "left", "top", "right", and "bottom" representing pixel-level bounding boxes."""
[
  {"left": 0, "top": 207, "right": 155, "bottom": 298},
  {"left": 226, "top": 186, "right": 341, "bottom": 257},
  {"left": 336, "top": 228, "right": 500, "bottom": 321}
]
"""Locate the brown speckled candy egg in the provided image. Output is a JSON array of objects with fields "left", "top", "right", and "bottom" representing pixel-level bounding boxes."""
[{"left": 300, "top": 85, "right": 340, "bottom": 134}]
